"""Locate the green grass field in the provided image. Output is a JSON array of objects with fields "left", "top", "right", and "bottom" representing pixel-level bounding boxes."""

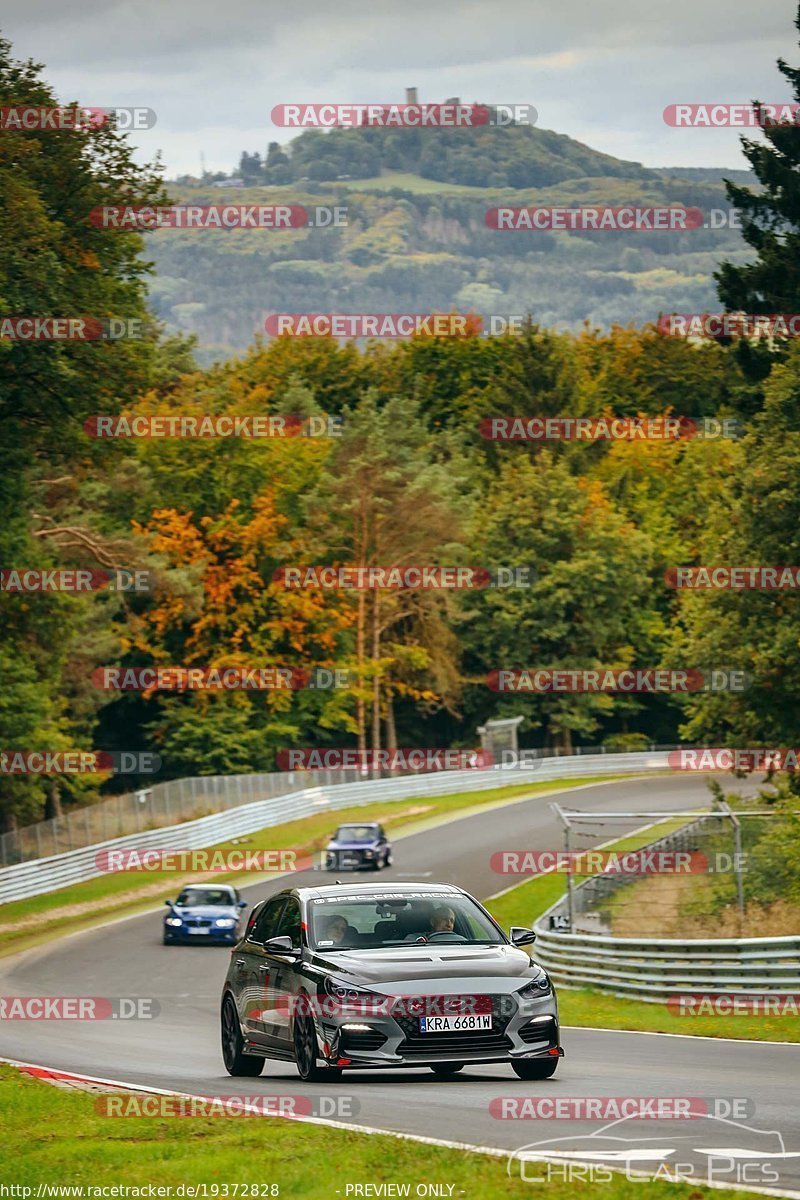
[{"left": 0, "top": 1066, "right": 769, "bottom": 1200}]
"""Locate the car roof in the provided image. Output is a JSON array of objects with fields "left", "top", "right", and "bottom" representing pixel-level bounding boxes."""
[
  {"left": 289, "top": 882, "right": 463, "bottom": 901},
  {"left": 336, "top": 820, "right": 380, "bottom": 827}
]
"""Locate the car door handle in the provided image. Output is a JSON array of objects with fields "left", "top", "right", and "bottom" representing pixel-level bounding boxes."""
[
  {"left": 258, "top": 964, "right": 270, "bottom": 973},
  {"left": 235, "top": 958, "right": 246, "bottom": 967}
]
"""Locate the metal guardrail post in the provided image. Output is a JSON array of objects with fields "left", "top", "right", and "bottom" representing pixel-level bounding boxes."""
[
  {"left": 551, "top": 802, "right": 574, "bottom": 929},
  {"left": 718, "top": 800, "right": 745, "bottom": 925}
]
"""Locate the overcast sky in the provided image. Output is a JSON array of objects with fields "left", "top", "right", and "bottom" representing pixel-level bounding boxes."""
[{"left": 2, "top": 0, "right": 798, "bottom": 177}]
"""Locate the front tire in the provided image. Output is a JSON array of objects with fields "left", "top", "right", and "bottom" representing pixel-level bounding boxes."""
[
  {"left": 221, "top": 994, "right": 264, "bottom": 1077},
  {"left": 512, "top": 1057, "right": 558, "bottom": 1080},
  {"left": 430, "top": 1063, "right": 464, "bottom": 1077},
  {"left": 293, "top": 1002, "right": 343, "bottom": 1083}
]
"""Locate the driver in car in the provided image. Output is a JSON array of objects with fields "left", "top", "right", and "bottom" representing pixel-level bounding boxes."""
[
  {"left": 429, "top": 905, "right": 455, "bottom": 933},
  {"left": 324, "top": 914, "right": 348, "bottom": 944}
]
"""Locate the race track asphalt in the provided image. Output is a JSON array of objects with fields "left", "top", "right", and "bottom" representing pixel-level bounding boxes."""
[{"left": 2, "top": 773, "right": 798, "bottom": 1196}]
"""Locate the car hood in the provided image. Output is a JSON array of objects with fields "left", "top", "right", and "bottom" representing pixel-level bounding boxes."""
[
  {"left": 313, "top": 943, "right": 534, "bottom": 988},
  {"left": 170, "top": 905, "right": 239, "bottom": 919}
]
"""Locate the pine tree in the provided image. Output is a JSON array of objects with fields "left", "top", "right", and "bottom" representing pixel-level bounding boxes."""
[{"left": 715, "top": 5, "right": 800, "bottom": 314}]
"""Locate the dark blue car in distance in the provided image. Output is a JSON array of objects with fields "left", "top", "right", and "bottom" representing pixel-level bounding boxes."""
[
  {"left": 163, "top": 883, "right": 247, "bottom": 944},
  {"left": 324, "top": 822, "right": 392, "bottom": 871}
]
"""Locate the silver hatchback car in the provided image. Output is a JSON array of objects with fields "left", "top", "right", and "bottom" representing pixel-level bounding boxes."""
[{"left": 220, "top": 882, "right": 562, "bottom": 1081}]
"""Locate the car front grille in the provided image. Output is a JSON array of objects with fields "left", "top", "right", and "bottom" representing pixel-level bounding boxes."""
[
  {"left": 183, "top": 918, "right": 212, "bottom": 927},
  {"left": 399, "top": 1032, "right": 514, "bottom": 1057},
  {"left": 395, "top": 994, "right": 515, "bottom": 1058}
]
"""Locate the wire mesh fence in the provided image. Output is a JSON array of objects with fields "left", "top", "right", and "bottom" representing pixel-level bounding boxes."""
[
  {"left": 0, "top": 741, "right": 692, "bottom": 869},
  {"left": 547, "top": 806, "right": 787, "bottom": 939}
]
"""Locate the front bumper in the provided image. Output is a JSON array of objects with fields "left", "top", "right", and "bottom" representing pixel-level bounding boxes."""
[
  {"left": 311, "top": 990, "right": 561, "bottom": 1068},
  {"left": 325, "top": 850, "right": 376, "bottom": 871},
  {"left": 164, "top": 925, "right": 239, "bottom": 943}
]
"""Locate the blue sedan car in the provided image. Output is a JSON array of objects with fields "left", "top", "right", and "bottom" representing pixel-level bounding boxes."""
[
  {"left": 324, "top": 822, "right": 393, "bottom": 871},
  {"left": 163, "top": 883, "right": 247, "bottom": 944}
]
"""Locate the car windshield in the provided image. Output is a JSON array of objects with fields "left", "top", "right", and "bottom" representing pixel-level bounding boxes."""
[
  {"left": 308, "top": 892, "right": 505, "bottom": 949},
  {"left": 175, "top": 888, "right": 234, "bottom": 907},
  {"left": 335, "top": 825, "right": 377, "bottom": 841}
]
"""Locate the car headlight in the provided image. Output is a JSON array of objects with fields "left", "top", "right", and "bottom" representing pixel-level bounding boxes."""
[
  {"left": 165, "top": 917, "right": 183, "bottom": 927},
  {"left": 363, "top": 850, "right": 374, "bottom": 858},
  {"left": 518, "top": 973, "right": 552, "bottom": 999},
  {"left": 324, "top": 978, "right": 374, "bottom": 1001},
  {"left": 214, "top": 918, "right": 236, "bottom": 928},
  {"left": 322, "top": 978, "right": 388, "bottom": 1016}
]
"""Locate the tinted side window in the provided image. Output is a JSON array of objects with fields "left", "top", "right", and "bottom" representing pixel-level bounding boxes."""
[
  {"left": 276, "top": 898, "right": 302, "bottom": 948},
  {"left": 252, "top": 896, "right": 286, "bottom": 943}
]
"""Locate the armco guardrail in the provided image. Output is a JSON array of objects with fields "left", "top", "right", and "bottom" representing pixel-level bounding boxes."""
[
  {"left": 532, "top": 927, "right": 800, "bottom": 1001},
  {"left": 533, "top": 814, "right": 800, "bottom": 1000},
  {"left": 0, "top": 750, "right": 669, "bottom": 904}
]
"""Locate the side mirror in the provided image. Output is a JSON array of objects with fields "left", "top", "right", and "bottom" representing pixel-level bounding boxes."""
[
  {"left": 164, "top": 900, "right": 173, "bottom": 907},
  {"left": 263, "top": 935, "right": 301, "bottom": 957},
  {"left": 238, "top": 900, "right": 247, "bottom": 909},
  {"left": 510, "top": 926, "right": 537, "bottom": 946}
]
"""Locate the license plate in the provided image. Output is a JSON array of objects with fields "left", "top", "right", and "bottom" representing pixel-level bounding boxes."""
[
  {"left": 419, "top": 1013, "right": 492, "bottom": 1033},
  {"left": 187, "top": 927, "right": 209, "bottom": 934}
]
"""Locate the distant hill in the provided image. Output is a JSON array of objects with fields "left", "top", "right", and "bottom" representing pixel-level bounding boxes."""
[
  {"left": 148, "top": 168, "right": 749, "bottom": 364},
  {"left": 153, "top": 106, "right": 754, "bottom": 362},
  {"left": 235, "top": 114, "right": 656, "bottom": 190}
]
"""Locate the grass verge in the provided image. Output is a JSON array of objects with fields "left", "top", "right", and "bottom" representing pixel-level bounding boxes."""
[
  {"left": 0, "top": 1065, "right": 770, "bottom": 1200},
  {"left": 0, "top": 774, "right": 624, "bottom": 958},
  {"left": 483, "top": 817, "right": 800, "bottom": 1044}
]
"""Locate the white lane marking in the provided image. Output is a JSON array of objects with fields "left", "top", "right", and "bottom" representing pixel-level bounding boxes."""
[
  {"left": 696, "top": 1150, "right": 800, "bottom": 1160},
  {"left": 562, "top": 1025, "right": 800, "bottom": 1048},
  {"left": 3, "top": 1056, "right": 799, "bottom": 1200},
  {"left": 523, "top": 1148, "right": 676, "bottom": 1161}
]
